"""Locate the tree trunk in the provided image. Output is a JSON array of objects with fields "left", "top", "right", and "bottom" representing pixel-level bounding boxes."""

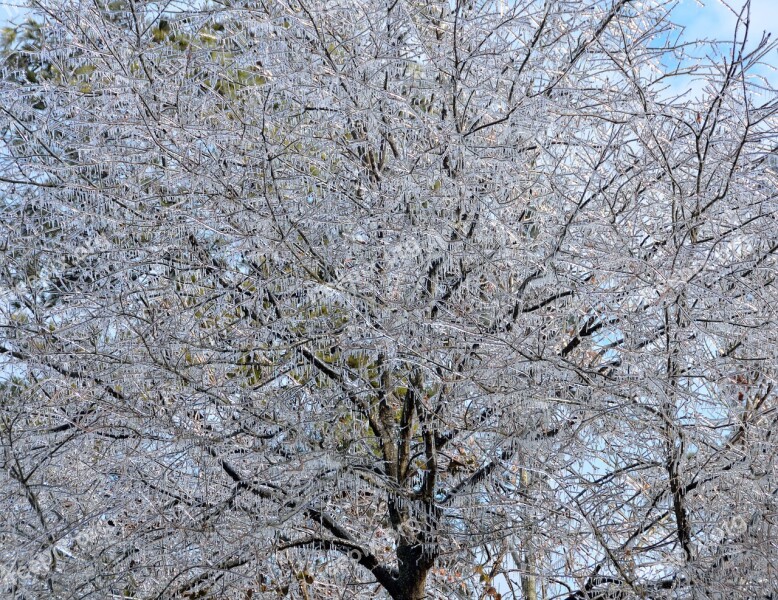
[
  {"left": 393, "top": 542, "right": 433, "bottom": 600},
  {"left": 521, "top": 468, "right": 538, "bottom": 600}
]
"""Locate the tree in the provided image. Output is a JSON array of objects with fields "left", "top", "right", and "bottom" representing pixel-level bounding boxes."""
[{"left": 1, "top": 0, "right": 777, "bottom": 598}]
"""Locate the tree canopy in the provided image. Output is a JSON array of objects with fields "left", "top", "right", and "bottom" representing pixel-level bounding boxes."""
[{"left": 1, "top": 1, "right": 777, "bottom": 598}]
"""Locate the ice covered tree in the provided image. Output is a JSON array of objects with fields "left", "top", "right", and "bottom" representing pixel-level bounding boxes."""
[{"left": 1, "top": 0, "right": 777, "bottom": 598}]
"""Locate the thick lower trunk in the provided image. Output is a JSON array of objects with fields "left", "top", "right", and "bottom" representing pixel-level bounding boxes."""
[
  {"left": 520, "top": 468, "right": 538, "bottom": 600},
  {"left": 392, "top": 542, "right": 433, "bottom": 600},
  {"left": 521, "top": 556, "right": 537, "bottom": 600},
  {"left": 393, "top": 571, "right": 428, "bottom": 600}
]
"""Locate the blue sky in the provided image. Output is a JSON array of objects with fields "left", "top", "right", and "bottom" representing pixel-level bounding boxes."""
[
  {"left": 0, "top": 1, "right": 22, "bottom": 24},
  {"left": 674, "top": 0, "right": 778, "bottom": 81},
  {"left": 675, "top": 0, "right": 778, "bottom": 43}
]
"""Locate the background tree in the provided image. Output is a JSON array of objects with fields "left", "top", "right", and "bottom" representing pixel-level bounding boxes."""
[{"left": 1, "top": 0, "right": 777, "bottom": 599}]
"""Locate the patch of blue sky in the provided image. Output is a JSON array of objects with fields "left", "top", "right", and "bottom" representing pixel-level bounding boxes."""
[
  {"left": 659, "top": 0, "right": 778, "bottom": 100},
  {"left": 0, "top": 1, "right": 26, "bottom": 26}
]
